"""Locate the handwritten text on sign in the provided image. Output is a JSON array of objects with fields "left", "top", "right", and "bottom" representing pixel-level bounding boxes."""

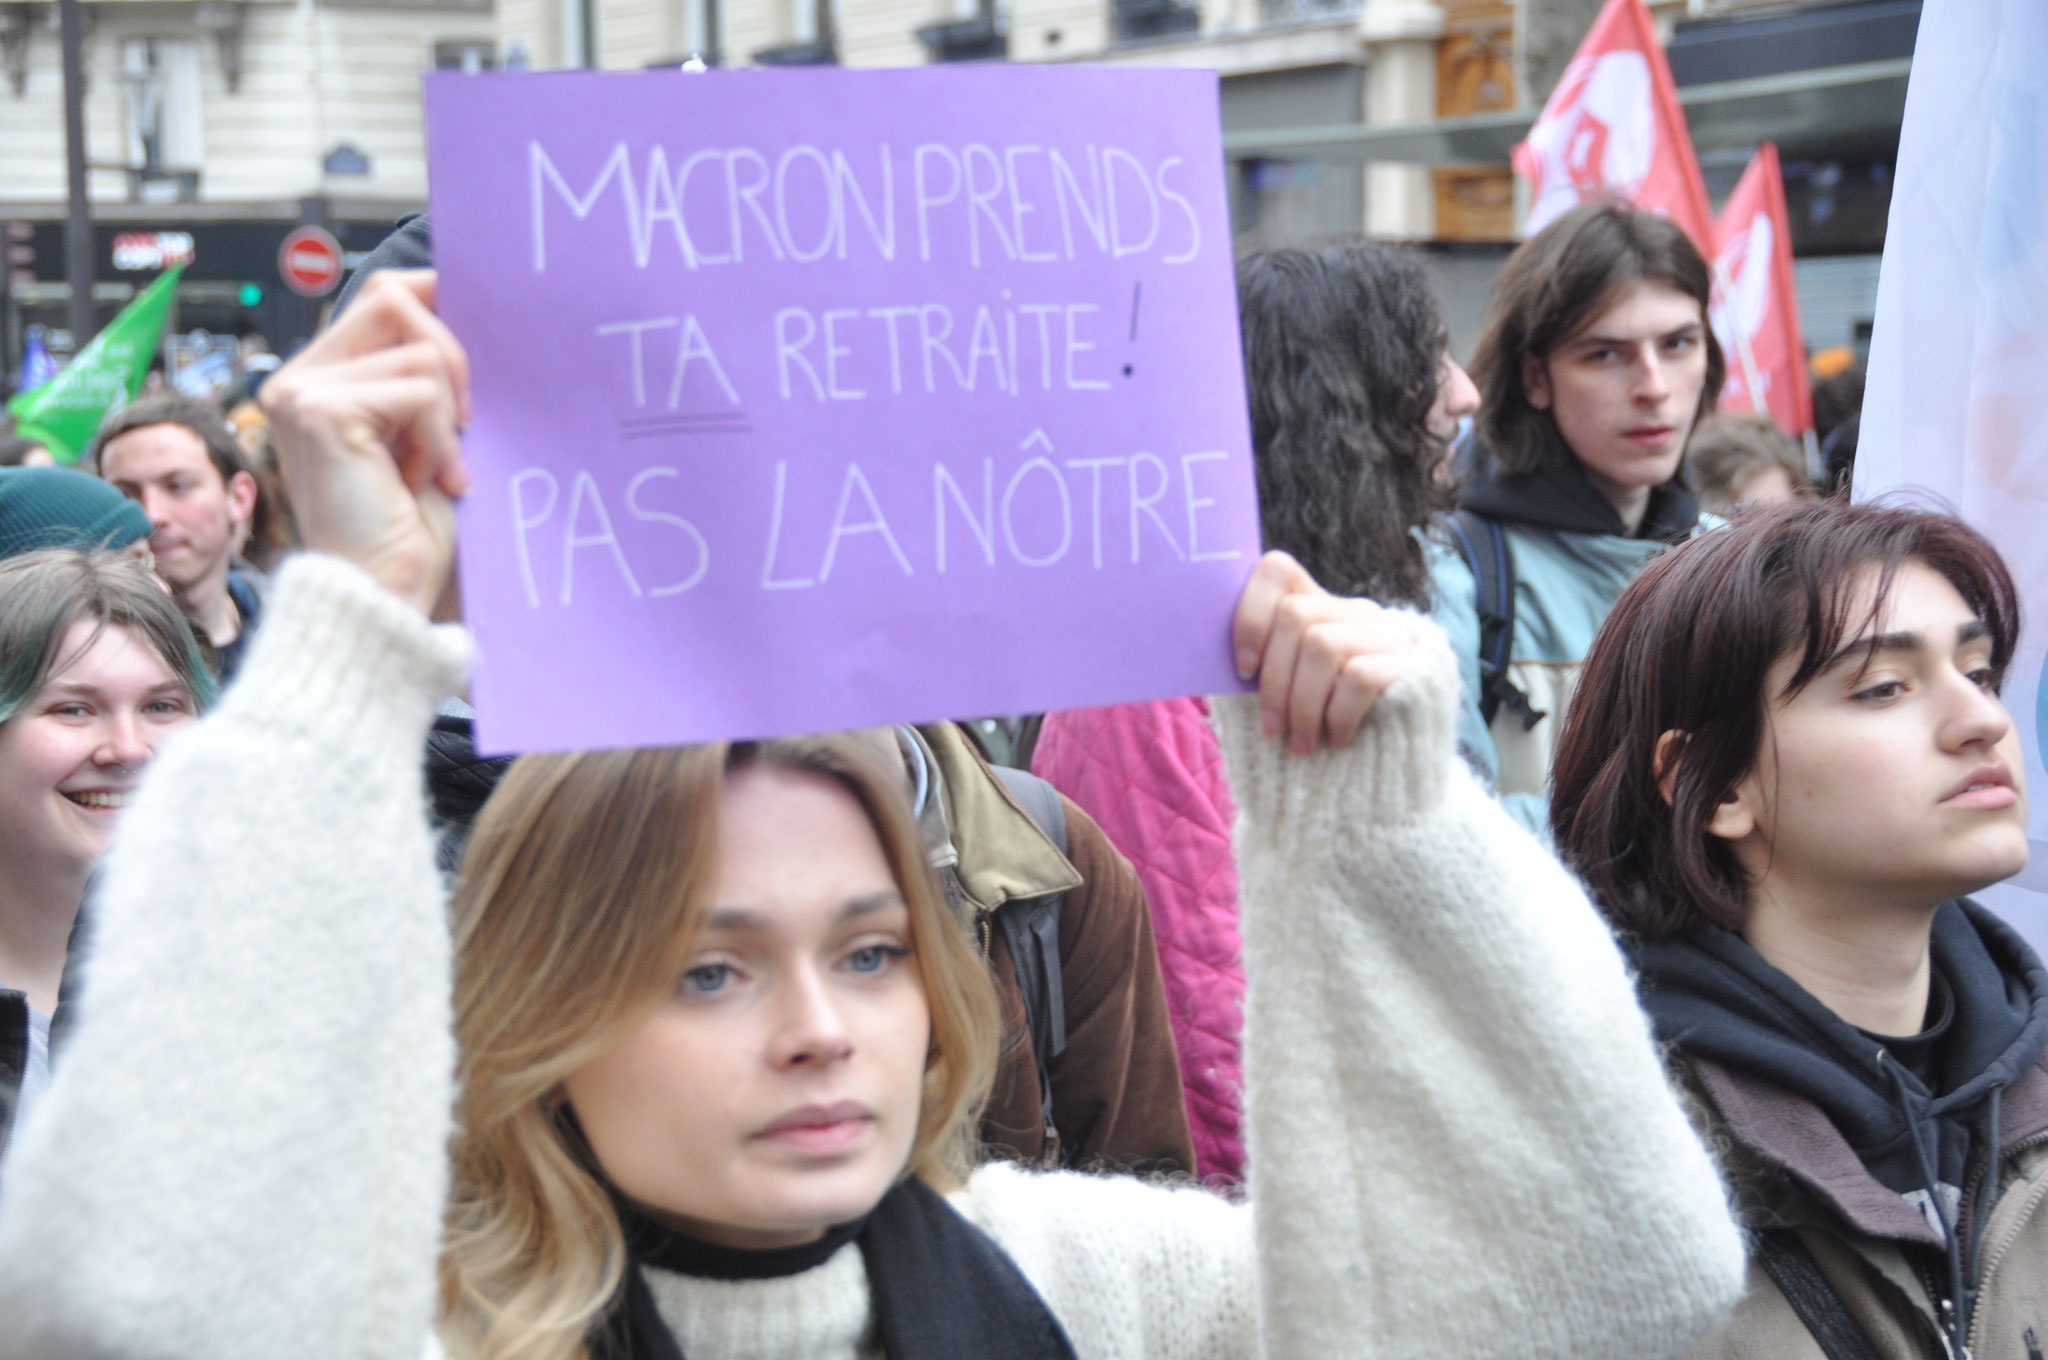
[{"left": 425, "top": 68, "right": 1259, "bottom": 753}]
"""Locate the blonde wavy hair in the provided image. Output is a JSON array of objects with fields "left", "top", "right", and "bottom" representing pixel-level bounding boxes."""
[{"left": 437, "top": 735, "right": 1002, "bottom": 1360}]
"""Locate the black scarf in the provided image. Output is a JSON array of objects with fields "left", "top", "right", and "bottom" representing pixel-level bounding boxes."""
[{"left": 591, "top": 1177, "right": 1078, "bottom": 1360}]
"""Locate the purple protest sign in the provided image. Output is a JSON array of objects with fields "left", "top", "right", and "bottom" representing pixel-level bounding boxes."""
[{"left": 425, "top": 67, "right": 1259, "bottom": 754}]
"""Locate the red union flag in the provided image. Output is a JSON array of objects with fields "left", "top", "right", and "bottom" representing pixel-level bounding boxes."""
[
  {"left": 1512, "top": 0, "right": 1714, "bottom": 253},
  {"left": 1709, "top": 142, "right": 1814, "bottom": 434}
]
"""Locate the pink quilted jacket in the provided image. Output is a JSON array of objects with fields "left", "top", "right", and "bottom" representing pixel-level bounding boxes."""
[{"left": 1033, "top": 698, "right": 1244, "bottom": 1184}]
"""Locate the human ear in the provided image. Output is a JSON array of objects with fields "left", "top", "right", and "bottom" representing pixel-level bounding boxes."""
[
  {"left": 1705, "top": 777, "right": 1759, "bottom": 843},
  {"left": 1652, "top": 731, "right": 1686, "bottom": 805},
  {"left": 1660, "top": 728, "right": 1758, "bottom": 840},
  {"left": 1522, "top": 353, "right": 1551, "bottom": 411},
  {"left": 227, "top": 469, "right": 259, "bottom": 525}
]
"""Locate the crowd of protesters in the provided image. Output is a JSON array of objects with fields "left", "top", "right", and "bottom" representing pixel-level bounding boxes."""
[{"left": 0, "top": 199, "right": 2034, "bottom": 1360}]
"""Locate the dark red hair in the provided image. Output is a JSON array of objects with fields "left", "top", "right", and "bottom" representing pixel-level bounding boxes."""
[{"left": 1550, "top": 500, "right": 2021, "bottom": 939}]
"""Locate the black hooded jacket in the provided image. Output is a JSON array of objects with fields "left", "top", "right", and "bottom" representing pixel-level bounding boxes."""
[
  {"left": 1457, "top": 450, "right": 1704, "bottom": 544},
  {"left": 1629, "top": 900, "right": 2048, "bottom": 1345}
]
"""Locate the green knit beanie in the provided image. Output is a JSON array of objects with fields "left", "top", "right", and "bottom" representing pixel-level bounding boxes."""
[{"left": 0, "top": 465, "right": 155, "bottom": 561}]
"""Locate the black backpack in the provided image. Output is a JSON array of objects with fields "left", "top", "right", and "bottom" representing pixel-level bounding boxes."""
[
  {"left": 1444, "top": 509, "right": 1546, "bottom": 732},
  {"left": 988, "top": 765, "right": 1069, "bottom": 1150}
]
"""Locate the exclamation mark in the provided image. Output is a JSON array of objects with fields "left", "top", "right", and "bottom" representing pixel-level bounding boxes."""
[{"left": 1123, "top": 282, "right": 1141, "bottom": 377}]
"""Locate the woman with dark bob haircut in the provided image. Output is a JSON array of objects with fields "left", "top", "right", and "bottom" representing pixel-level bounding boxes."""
[{"left": 1552, "top": 499, "right": 2048, "bottom": 1360}]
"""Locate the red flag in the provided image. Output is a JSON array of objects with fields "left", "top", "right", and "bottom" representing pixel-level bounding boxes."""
[
  {"left": 1512, "top": 0, "right": 1714, "bottom": 254},
  {"left": 1709, "top": 142, "right": 1814, "bottom": 435}
]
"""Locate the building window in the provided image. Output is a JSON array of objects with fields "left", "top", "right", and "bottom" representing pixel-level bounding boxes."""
[
  {"left": 917, "top": 0, "right": 1007, "bottom": 61},
  {"left": 754, "top": 0, "right": 835, "bottom": 63},
  {"left": 1111, "top": 0, "right": 1199, "bottom": 43},
  {"left": 119, "top": 38, "right": 204, "bottom": 202},
  {"left": 681, "top": 0, "right": 721, "bottom": 64},
  {"left": 561, "top": 0, "right": 598, "bottom": 68},
  {"left": 789, "top": 0, "right": 820, "bottom": 44},
  {"left": 434, "top": 40, "right": 498, "bottom": 72}
]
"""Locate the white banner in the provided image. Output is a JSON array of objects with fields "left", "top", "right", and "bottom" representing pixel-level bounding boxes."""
[{"left": 1855, "top": 0, "right": 2048, "bottom": 945}]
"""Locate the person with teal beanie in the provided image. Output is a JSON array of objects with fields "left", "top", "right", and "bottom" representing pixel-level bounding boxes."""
[{"left": 0, "top": 467, "right": 154, "bottom": 563}]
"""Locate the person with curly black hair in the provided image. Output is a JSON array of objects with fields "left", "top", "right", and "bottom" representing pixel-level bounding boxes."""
[{"left": 1033, "top": 239, "right": 1478, "bottom": 1183}]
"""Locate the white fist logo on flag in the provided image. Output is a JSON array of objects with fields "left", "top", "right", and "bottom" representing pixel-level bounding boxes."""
[
  {"left": 1524, "top": 51, "right": 1655, "bottom": 234},
  {"left": 1712, "top": 212, "right": 1775, "bottom": 403}
]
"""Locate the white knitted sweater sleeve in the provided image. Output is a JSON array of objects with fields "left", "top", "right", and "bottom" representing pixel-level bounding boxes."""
[
  {"left": 0, "top": 554, "right": 468, "bottom": 1360},
  {"left": 1217, "top": 614, "right": 1744, "bottom": 1360},
  {"left": 962, "top": 616, "right": 1743, "bottom": 1360}
]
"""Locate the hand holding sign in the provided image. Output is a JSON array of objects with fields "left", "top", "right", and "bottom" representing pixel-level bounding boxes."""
[
  {"left": 262, "top": 270, "right": 471, "bottom": 615},
  {"left": 1232, "top": 551, "right": 1425, "bottom": 753}
]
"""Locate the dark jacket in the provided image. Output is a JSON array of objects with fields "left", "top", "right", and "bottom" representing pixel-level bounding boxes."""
[
  {"left": 1631, "top": 902, "right": 2048, "bottom": 1359},
  {"left": 213, "top": 566, "right": 266, "bottom": 685},
  {"left": 423, "top": 714, "right": 1197, "bottom": 1177}
]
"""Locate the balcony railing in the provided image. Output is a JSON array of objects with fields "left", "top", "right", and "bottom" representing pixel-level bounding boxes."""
[
  {"left": 1112, "top": 0, "right": 1199, "bottom": 43},
  {"left": 916, "top": 11, "right": 1006, "bottom": 62},
  {"left": 1257, "top": 0, "right": 1358, "bottom": 23}
]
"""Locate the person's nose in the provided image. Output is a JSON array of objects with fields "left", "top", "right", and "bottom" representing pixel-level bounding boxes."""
[
  {"left": 137, "top": 486, "right": 172, "bottom": 530},
  {"left": 1443, "top": 359, "right": 1481, "bottom": 421},
  {"left": 767, "top": 963, "right": 855, "bottom": 1071},
  {"left": 94, "top": 709, "right": 154, "bottom": 773},
  {"left": 1633, "top": 343, "right": 1673, "bottom": 406},
  {"left": 1940, "top": 668, "right": 2014, "bottom": 755}
]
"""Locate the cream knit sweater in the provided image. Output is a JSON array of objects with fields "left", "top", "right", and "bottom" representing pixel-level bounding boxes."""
[{"left": 0, "top": 555, "right": 1745, "bottom": 1360}]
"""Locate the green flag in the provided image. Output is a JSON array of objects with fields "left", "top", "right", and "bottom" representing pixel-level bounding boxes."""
[{"left": 7, "top": 266, "right": 184, "bottom": 465}]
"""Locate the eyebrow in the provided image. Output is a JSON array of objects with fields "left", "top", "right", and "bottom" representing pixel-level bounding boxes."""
[
  {"left": 42, "top": 677, "right": 186, "bottom": 698},
  {"left": 1817, "top": 620, "right": 1991, "bottom": 676},
  {"left": 704, "top": 890, "right": 906, "bottom": 935},
  {"left": 41, "top": 680, "right": 107, "bottom": 700},
  {"left": 1570, "top": 321, "right": 1703, "bottom": 348}
]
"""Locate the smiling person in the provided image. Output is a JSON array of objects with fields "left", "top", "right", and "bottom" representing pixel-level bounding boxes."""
[
  {"left": 1431, "top": 202, "right": 1723, "bottom": 831},
  {"left": 94, "top": 393, "right": 265, "bottom": 683},
  {"left": 1552, "top": 500, "right": 2048, "bottom": 1360},
  {"left": 0, "top": 271, "right": 1744, "bottom": 1359},
  {"left": 0, "top": 547, "right": 211, "bottom": 1160}
]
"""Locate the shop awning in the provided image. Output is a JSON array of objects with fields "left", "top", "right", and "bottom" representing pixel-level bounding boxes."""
[{"left": 1221, "top": 56, "right": 1910, "bottom": 166}]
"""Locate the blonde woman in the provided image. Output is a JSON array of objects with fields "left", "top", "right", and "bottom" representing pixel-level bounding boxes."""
[{"left": 0, "top": 271, "right": 1747, "bottom": 1360}]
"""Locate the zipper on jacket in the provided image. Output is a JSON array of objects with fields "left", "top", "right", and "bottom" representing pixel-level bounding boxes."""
[
  {"left": 1902, "top": 1254, "right": 1965, "bottom": 1360},
  {"left": 1965, "top": 1127, "right": 2048, "bottom": 1355},
  {"left": 1939, "top": 1296, "right": 1964, "bottom": 1358}
]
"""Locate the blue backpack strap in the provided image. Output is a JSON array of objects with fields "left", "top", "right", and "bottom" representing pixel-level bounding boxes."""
[
  {"left": 1447, "top": 510, "right": 1545, "bottom": 733},
  {"left": 989, "top": 765, "right": 1069, "bottom": 1148}
]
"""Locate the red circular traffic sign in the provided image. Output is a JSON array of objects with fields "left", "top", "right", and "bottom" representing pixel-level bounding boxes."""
[{"left": 278, "top": 226, "right": 343, "bottom": 298}]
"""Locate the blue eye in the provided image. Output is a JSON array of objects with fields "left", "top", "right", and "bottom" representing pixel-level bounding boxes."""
[
  {"left": 845, "top": 944, "right": 909, "bottom": 975},
  {"left": 679, "top": 962, "right": 735, "bottom": 996}
]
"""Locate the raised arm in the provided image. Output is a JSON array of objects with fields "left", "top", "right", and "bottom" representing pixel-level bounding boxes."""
[
  {"left": 1222, "top": 552, "right": 1744, "bottom": 1360},
  {"left": 0, "top": 272, "right": 473, "bottom": 1360}
]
